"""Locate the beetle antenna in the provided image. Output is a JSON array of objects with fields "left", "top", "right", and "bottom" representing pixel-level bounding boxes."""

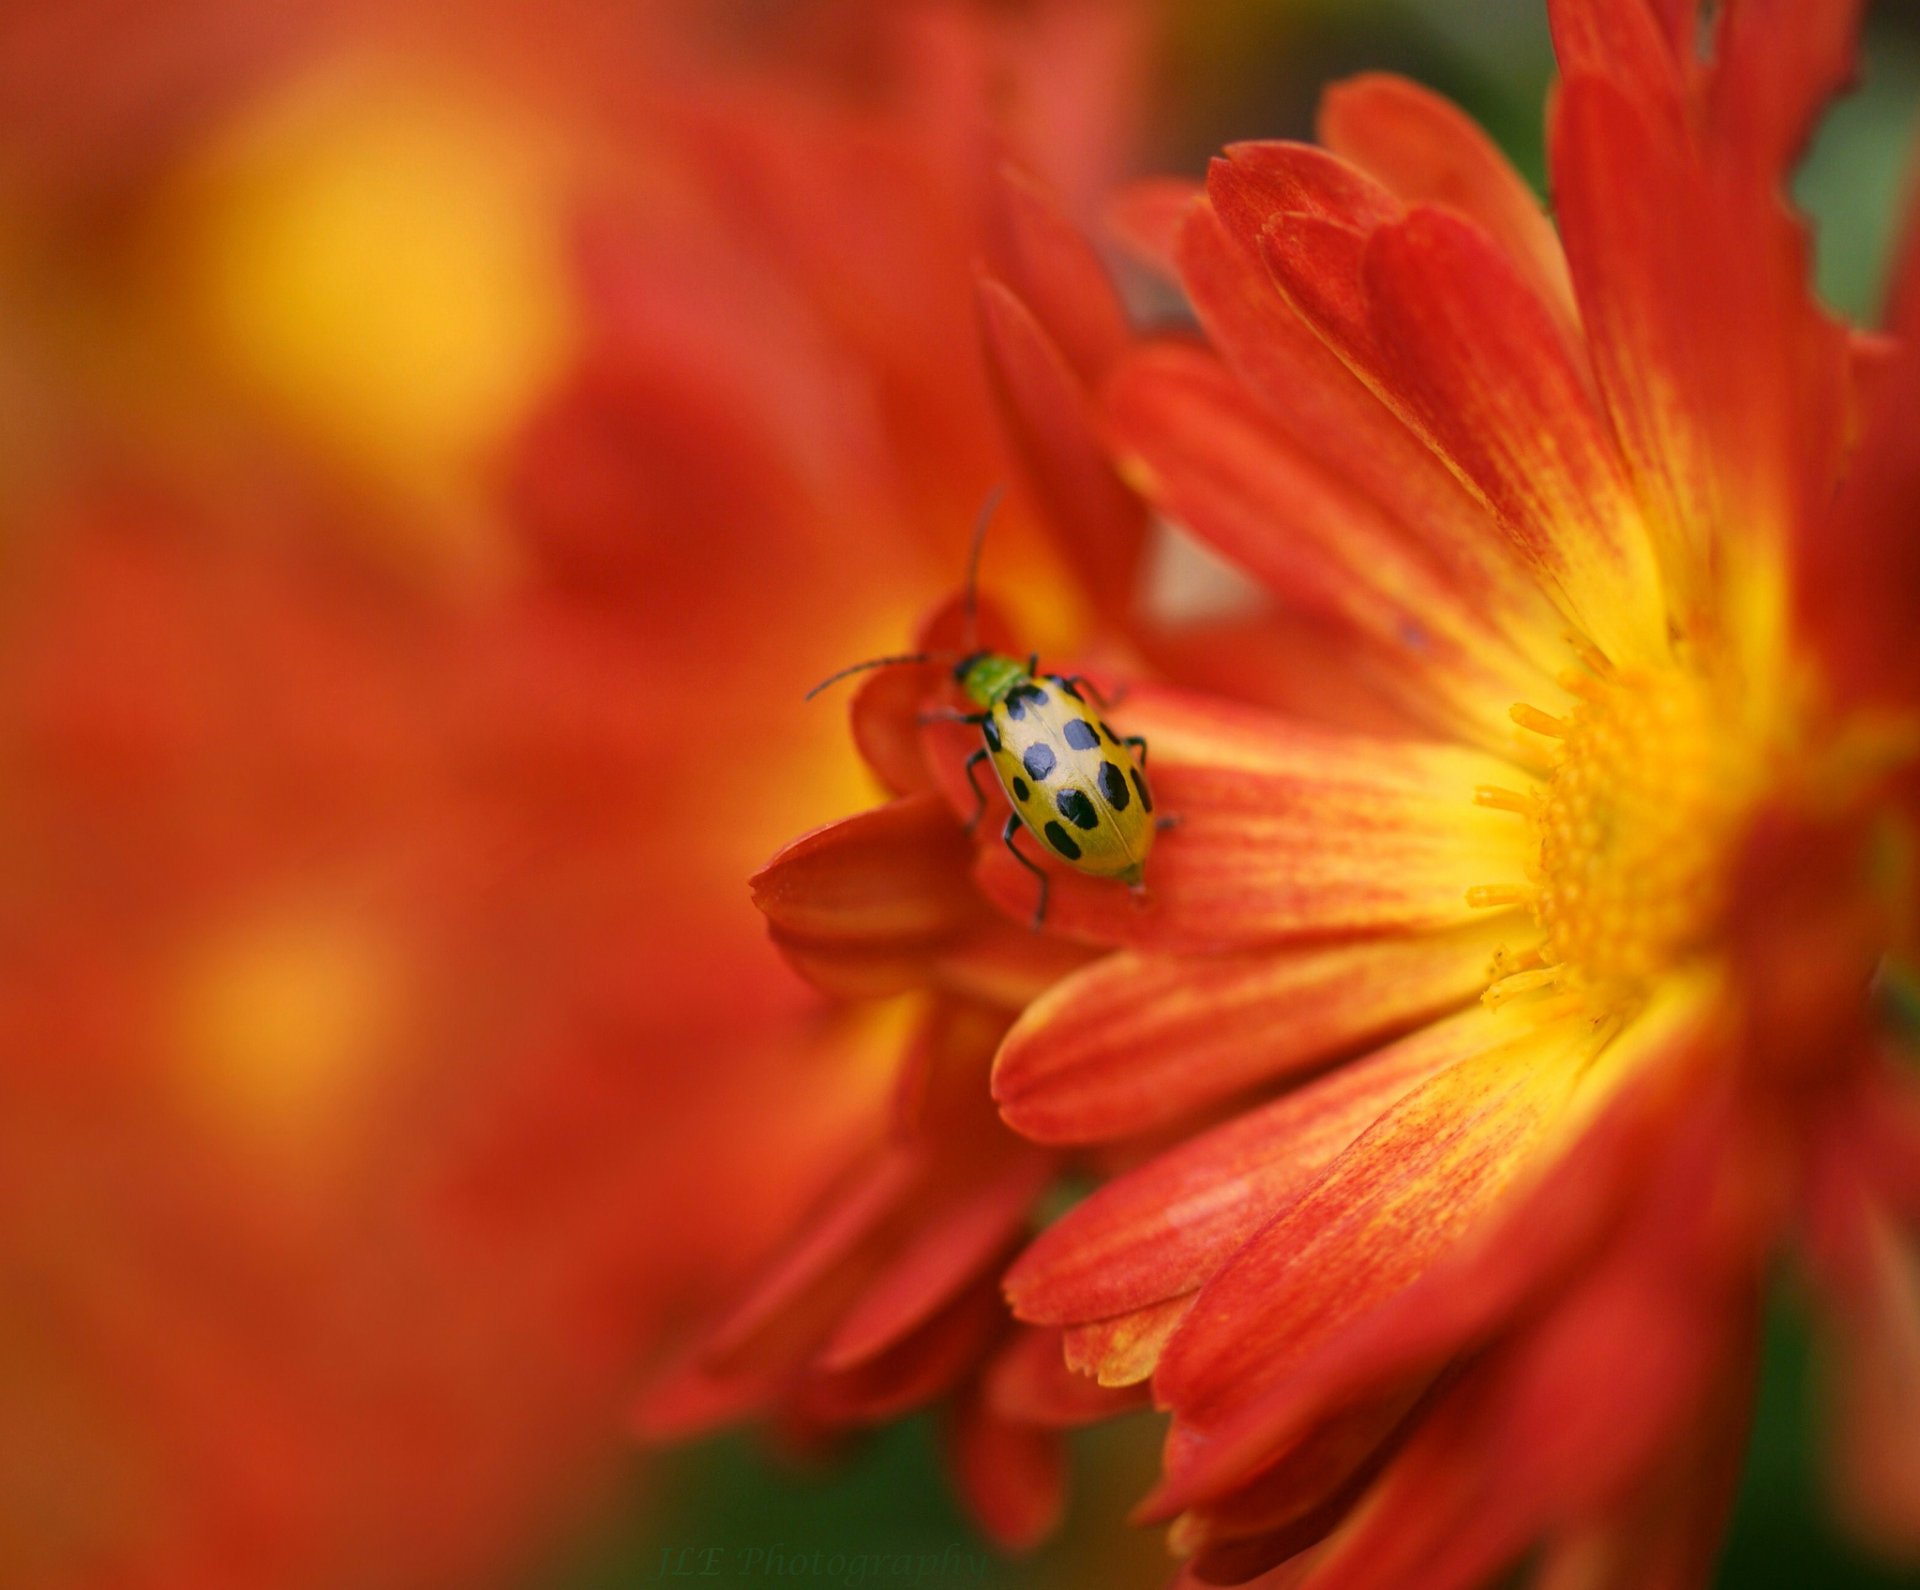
[
  {"left": 804, "top": 652, "right": 938, "bottom": 701},
  {"left": 961, "top": 485, "right": 1005, "bottom": 654}
]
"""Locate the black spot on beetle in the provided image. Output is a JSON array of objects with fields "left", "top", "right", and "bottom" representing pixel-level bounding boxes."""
[
  {"left": 1132, "top": 768, "right": 1154, "bottom": 813},
  {"left": 981, "top": 716, "right": 1001, "bottom": 752},
  {"left": 1043, "top": 820, "right": 1082, "bottom": 861},
  {"left": 1004, "top": 683, "right": 1047, "bottom": 719},
  {"left": 1063, "top": 718, "right": 1099, "bottom": 750},
  {"left": 1022, "top": 743, "right": 1056, "bottom": 781},
  {"left": 1098, "top": 760, "right": 1130, "bottom": 811},
  {"left": 1012, "top": 775, "right": 1031, "bottom": 802},
  {"left": 1056, "top": 787, "right": 1099, "bottom": 830},
  {"left": 1056, "top": 676, "right": 1083, "bottom": 700}
]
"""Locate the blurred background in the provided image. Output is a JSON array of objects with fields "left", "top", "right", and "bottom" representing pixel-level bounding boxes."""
[{"left": 0, "top": 2, "right": 1913, "bottom": 1588}]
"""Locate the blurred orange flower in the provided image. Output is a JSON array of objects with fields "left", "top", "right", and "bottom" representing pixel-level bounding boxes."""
[
  {"left": 755, "top": 1, "right": 1920, "bottom": 1586},
  {"left": 0, "top": 1, "right": 1155, "bottom": 1585}
]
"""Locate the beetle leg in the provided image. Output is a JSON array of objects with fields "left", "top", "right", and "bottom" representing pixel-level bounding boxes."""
[
  {"left": 1124, "top": 734, "right": 1149, "bottom": 768},
  {"left": 962, "top": 748, "right": 991, "bottom": 833},
  {"left": 918, "top": 709, "right": 988, "bottom": 726},
  {"left": 1059, "top": 674, "right": 1112, "bottom": 710},
  {"left": 1155, "top": 813, "right": 1183, "bottom": 832},
  {"left": 1002, "top": 811, "right": 1049, "bottom": 930}
]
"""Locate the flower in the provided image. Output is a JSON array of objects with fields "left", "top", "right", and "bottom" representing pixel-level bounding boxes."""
[
  {"left": 637, "top": 120, "right": 1163, "bottom": 1544},
  {"left": 0, "top": 0, "right": 1157, "bottom": 1582},
  {"left": 759, "top": 1, "right": 1920, "bottom": 1584}
]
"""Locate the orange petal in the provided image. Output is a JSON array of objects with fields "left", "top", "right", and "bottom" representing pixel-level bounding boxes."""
[
  {"left": 1800, "top": 177, "right": 1920, "bottom": 712},
  {"left": 1146, "top": 982, "right": 1720, "bottom": 1518},
  {"left": 1150, "top": 1009, "right": 1609, "bottom": 1497},
  {"left": 1106, "top": 176, "right": 1202, "bottom": 280},
  {"left": 753, "top": 793, "right": 978, "bottom": 996},
  {"left": 973, "top": 687, "right": 1531, "bottom": 952},
  {"left": 850, "top": 660, "right": 942, "bottom": 796},
  {"left": 1176, "top": 1386, "right": 1432, "bottom": 1576},
  {"left": 1317, "top": 73, "right": 1575, "bottom": 343},
  {"left": 1175, "top": 199, "right": 1565, "bottom": 680},
  {"left": 1105, "top": 340, "right": 1548, "bottom": 747},
  {"left": 1546, "top": 0, "right": 1687, "bottom": 120},
  {"left": 977, "top": 276, "right": 1148, "bottom": 616},
  {"left": 1267, "top": 204, "right": 1668, "bottom": 665},
  {"left": 816, "top": 1151, "right": 1052, "bottom": 1372},
  {"left": 986, "top": 162, "right": 1131, "bottom": 386},
  {"left": 945, "top": 1386, "right": 1067, "bottom": 1552},
  {"left": 802, "top": 1277, "right": 1006, "bottom": 1425},
  {"left": 928, "top": 917, "right": 1098, "bottom": 1013},
  {"left": 1289, "top": 1233, "right": 1759, "bottom": 1590},
  {"left": 1062, "top": 1295, "right": 1194, "bottom": 1387},
  {"left": 1007, "top": 1005, "right": 1543, "bottom": 1331},
  {"left": 1209, "top": 141, "right": 1402, "bottom": 244},
  {"left": 1134, "top": 606, "right": 1444, "bottom": 741},
  {"left": 1553, "top": 75, "right": 1851, "bottom": 652},
  {"left": 994, "top": 921, "right": 1517, "bottom": 1144},
  {"left": 631, "top": 1348, "right": 790, "bottom": 1443},
  {"left": 702, "top": 1149, "right": 921, "bottom": 1373},
  {"left": 983, "top": 1325, "right": 1151, "bottom": 1429},
  {"left": 1822, "top": 1199, "right": 1920, "bottom": 1559},
  {"left": 1709, "top": 0, "right": 1864, "bottom": 181}
]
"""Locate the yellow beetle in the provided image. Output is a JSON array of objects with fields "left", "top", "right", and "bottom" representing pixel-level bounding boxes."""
[{"left": 808, "top": 492, "right": 1168, "bottom": 926}]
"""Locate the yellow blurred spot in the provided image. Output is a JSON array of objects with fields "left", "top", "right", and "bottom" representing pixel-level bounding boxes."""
[
  {"left": 172, "top": 904, "right": 402, "bottom": 1150},
  {"left": 163, "top": 59, "right": 578, "bottom": 567}
]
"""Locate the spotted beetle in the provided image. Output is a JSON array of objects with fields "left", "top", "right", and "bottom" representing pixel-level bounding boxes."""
[{"left": 807, "top": 491, "right": 1171, "bottom": 926}]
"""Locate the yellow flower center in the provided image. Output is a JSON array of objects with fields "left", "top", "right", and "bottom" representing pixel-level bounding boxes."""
[{"left": 1470, "top": 659, "right": 1760, "bottom": 1016}]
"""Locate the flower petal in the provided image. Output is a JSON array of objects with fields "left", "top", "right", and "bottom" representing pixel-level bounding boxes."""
[
  {"left": 1171, "top": 200, "right": 1567, "bottom": 680},
  {"left": 1105, "top": 340, "right": 1550, "bottom": 747},
  {"left": 754, "top": 792, "right": 977, "bottom": 942},
  {"left": 1821, "top": 1199, "right": 1920, "bottom": 1559},
  {"left": 977, "top": 276, "right": 1149, "bottom": 616},
  {"left": 700, "top": 1149, "right": 921, "bottom": 1374},
  {"left": 1546, "top": 0, "right": 1687, "bottom": 120},
  {"left": 817, "top": 1151, "right": 1053, "bottom": 1372},
  {"left": 983, "top": 1326, "right": 1151, "bottom": 1429},
  {"left": 802, "top": 1277, "right": 1006, "bottom": 1424},
  {"left": 994, "top": 920, "right": 1521, "bottom": 1144},
  {"left": 1709, "top": 0, "right": 1865, "bottom": 179},
  {"left": 1175, "top": 180, "right": 1566, "bottom": 683},
  {"left": 986, "top": 163, "right": 1132, "bottom": 386},
  {"left": 1006, "top": 1006, "right": 1512, "bottom": 1329},
  {"left": 1107, "top": 176, "right": 1202, "bottom": 280},
  {"left": 1263, "top": 204, "right": 1668, "bottom": 664},
  {"left": 972, "top": 687, "right": 1531, "bottom": 952},
  {"left": 1151, "top": 1010, "right": 1609, "bottom": 1500},
  {"left": 1142, "top": 979, "right": 1721, "bottom": 1518},
  {"left": 1552, "top": 75, "right": 1850, "bottom": 659},
  {"left": 1062, "top": 1296, "right": 1194, "bottom": 1387},
  {"left": 1316, "top": 73, "right": 1575, "bottom": 343},
  {"left": 851, "top": 660, "right": 943, "bottom": 796},
  {"left": 945, "top": 1386, "right": 1067, "bottom": 1552},
  {"left": 1800, "top": 183, "right": 1920, "bottom": 712}
]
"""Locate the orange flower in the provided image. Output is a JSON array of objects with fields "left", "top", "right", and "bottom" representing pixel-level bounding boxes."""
[
  {"left": 759, "top": 2, "right": 1920, "bottom": 1584},
  {"left": 0, "top": 1, "right": 1156, "bottom": 1583},
  {"left": 639, "top": 155, "right": 1159, "bottom": 1545}
]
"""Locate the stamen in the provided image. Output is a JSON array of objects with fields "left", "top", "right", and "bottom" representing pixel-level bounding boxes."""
[
  {"left": 1487, "top": 942, "right": 1545, "bottom": 980},
  {"left": 1510, "top": 703, "right": 1571, "bottom": 739},
  {"left": 1554, "top": 667, "right": 1610, "bottom": 704},
  {"left": 1562, "top": 630, "right": 1615, "bottom": 678},
  {"left": 1481, "top": 966, "right": 1562, "bottom": 1009},
  {"left": 1524, "top": 990, "right": 1590, "bottom": 1024},
  {"left": 1480, "top": 655, "right": 1758, "bottom": 1021},
  {"left": 1473, "top": 784, "right": 1534, "bottom": 815}
]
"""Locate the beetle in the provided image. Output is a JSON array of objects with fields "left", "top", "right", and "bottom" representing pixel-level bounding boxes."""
[{"left": 806, "top": 491, "right": 1171, "bottom": 926}]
